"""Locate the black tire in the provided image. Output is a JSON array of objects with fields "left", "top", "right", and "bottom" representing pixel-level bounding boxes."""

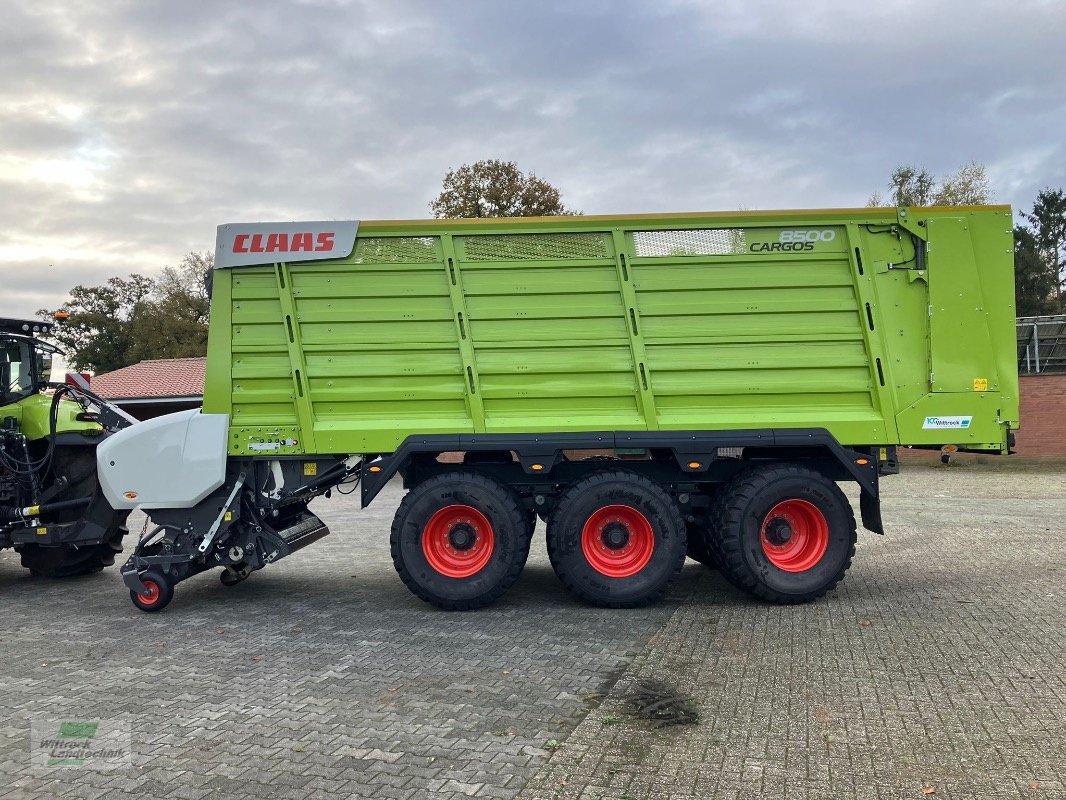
[
  {"left": 130, "top": 570, "right": 174, "bottom": 613},
  {"left": 19, "top": 522, "right": 127, "bottom": 577},
  {"left": 546, "top": 470, "right": 686, "bottom": 608},
  {"left": 390, "top": 472, "right": 530, "bottom": 610},
  {"left": 708, "top": 464, "right": 857, "bottom": 604},
  {"left": 17, "top": 447, "right": 128, "bottom": 578}
]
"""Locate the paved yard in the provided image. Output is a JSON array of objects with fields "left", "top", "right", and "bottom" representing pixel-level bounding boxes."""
[{"left": 0, "top": 466, "right": 1064, "bottom": 799}]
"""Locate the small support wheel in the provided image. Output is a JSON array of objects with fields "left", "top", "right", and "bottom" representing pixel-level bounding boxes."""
[
  {"left": 130, "top": 571, "right": 174, "bottom": 613},
  {"left": 221, "top": 564, "right": 252, "bottom": 587}
]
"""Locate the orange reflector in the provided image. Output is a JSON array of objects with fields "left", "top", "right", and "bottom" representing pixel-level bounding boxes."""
[
  {"left": 530, "top": 464, "right": 544, "bottom": 471},
  {"left": 687, "top": 461, "right": 702, "bottom": 469},
  {"left": 368, "top": 465, "right": 382, "bottom": 473},
  {"left": 855, "top": 458, "right": 869, "bottom": 466}
]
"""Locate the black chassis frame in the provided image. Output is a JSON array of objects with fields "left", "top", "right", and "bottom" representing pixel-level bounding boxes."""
[
  {"left": 358, "top": 428, "right": 894, "bottom": 535},
  {"left": 119, "top": 455, "right": 350, "bottom": 593}
]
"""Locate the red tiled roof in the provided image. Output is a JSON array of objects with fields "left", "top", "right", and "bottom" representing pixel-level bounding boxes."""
[{"left": 90, "top": 357, "right": 206, "bottom": 400}]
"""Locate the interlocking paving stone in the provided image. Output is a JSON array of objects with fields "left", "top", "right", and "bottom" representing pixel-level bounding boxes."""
[
  {"left": 0, "top": 479, "right": 686, "bottom": 799},
  {"left": 515, "top": 467, "right": 1066, "bottom": 800},
  {"left": 2, "top": 467, "right": 1064, "bottom": 798}
]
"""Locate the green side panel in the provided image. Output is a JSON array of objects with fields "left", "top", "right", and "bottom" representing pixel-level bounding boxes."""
[
  {"left": 295, "top": 238, "right": 473, "bottom": 453},
  {"left": 627, "top": 224, "right": 889, "bottom": 442},
  {"left": 851, "top": 222, "right": 930, "bottom": 414},
  {"left": 202, "top": 207, "right": 1019, "bottom": 455},
  {"left": 928, "top": 217, "right": 998, "bottom": 392},
  {"left": 454, "top": 231, "right": 645, "bottom": 431},
  {"left": 892, "top": 208, "right": 1019, "bottom": 450}
]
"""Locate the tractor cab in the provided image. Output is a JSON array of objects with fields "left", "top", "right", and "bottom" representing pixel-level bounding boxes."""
[{"left": 0, "top": 318, "right": 58, "bottom": 406}]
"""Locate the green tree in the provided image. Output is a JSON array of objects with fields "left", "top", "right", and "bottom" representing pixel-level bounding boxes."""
[
  {"left": 43, "top": 252, "right": 211, "bottom": 373},
  {"left": 430, "top": 159, "right": 576, "bottom": 218},
  {"left": 1013, "top": 225, "right": 1060, "bottom": 316},
  {"left": 1022, "top": 188, "right": 1066, "bottom": 307},
  {"left": 868, "top": 162, "right": 990, "bottom": 207},
  {"left": 42, "top": 274, "right": 154, "bottom": 373}
]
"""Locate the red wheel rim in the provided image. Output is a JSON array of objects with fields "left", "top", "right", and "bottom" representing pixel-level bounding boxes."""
[
  {"left": 422, "top": 504, "right": 495, "bottom": 578},
  {"left": 139, "top": 579, "right": 161, "bottom": 605},
  {"left": 581, "top": 504, "right": 655, "bottom": 578},
  {"left": 760, "top": 499, "right": 829, "bottom": 572}
]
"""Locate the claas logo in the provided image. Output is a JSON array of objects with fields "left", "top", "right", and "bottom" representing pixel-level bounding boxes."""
[{"left": 232, "top": 231, "right": 336, "bottom": 254}]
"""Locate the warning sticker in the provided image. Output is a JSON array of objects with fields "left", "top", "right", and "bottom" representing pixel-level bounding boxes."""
[{"left": 923, "top": 416, "right": 973, "bottom": 430}]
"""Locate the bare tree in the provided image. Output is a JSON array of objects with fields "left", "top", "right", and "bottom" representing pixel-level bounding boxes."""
[
  {"left": 868, "top": 162, "right": 990, "bottom": 207},
  {"left": 934, "top": 162, "right": 991, "bottom": 205}
]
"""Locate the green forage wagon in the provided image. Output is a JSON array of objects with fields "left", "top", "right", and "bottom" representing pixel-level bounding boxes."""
[{"left": 95, "top": 206, "right": 1019, "bottom": 612}]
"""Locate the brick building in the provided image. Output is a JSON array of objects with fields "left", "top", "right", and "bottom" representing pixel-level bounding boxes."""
[
  {"left": 1011, "top": 374, "right": 1066, "bottom": 458},
  {"left": 89, "top": 357, "right": 205, "bottom": 420},
  {"left": 1012, "top": 316, "right": 1066, "bottom": 458}
]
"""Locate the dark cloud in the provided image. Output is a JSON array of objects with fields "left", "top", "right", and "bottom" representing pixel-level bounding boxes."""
[{"left": 1, "top": 0, "right": 1063, "bottom": 316}]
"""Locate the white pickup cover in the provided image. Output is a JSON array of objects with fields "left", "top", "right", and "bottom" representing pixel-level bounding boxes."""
[{"left": 97, "top": 410, "right": 229, "bottom": 510}]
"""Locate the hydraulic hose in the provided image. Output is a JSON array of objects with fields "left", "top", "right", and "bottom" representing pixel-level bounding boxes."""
[{"left": 2, "top": 496, "right": 92, "bottom": 523}]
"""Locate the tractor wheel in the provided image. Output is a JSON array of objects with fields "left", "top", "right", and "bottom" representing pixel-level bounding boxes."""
[
  {"left": 129, "top": 570, "right": 174, "bottom": 613},
  {"left": 708, "top": 464, "right": 857, "bottom": 604},
  {"left": 18, "top": 522, "right": 127, "bottom": 578},
  {"left": 18, "top": 446, "right": 128, "bottom": 577},
  {"left": 390, "top": 472, "right": 530, "bottom": 610},
  {"left": 546, "top": 470, "right": 686, "bottom": 608}
]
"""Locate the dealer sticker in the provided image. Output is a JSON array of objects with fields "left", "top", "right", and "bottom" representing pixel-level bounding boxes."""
[{"left": 923, "top": 416, "right": 972, "bottom": 430}]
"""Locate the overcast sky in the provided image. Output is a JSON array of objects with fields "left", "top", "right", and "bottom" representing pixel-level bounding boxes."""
[{"left": 2, "top": 0, "right": 1064, "bottom": 317}]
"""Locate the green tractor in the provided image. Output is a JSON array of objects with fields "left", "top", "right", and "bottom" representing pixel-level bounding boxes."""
[{"left": 0, "top": 317, "right": 133, "bottom": 576}]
